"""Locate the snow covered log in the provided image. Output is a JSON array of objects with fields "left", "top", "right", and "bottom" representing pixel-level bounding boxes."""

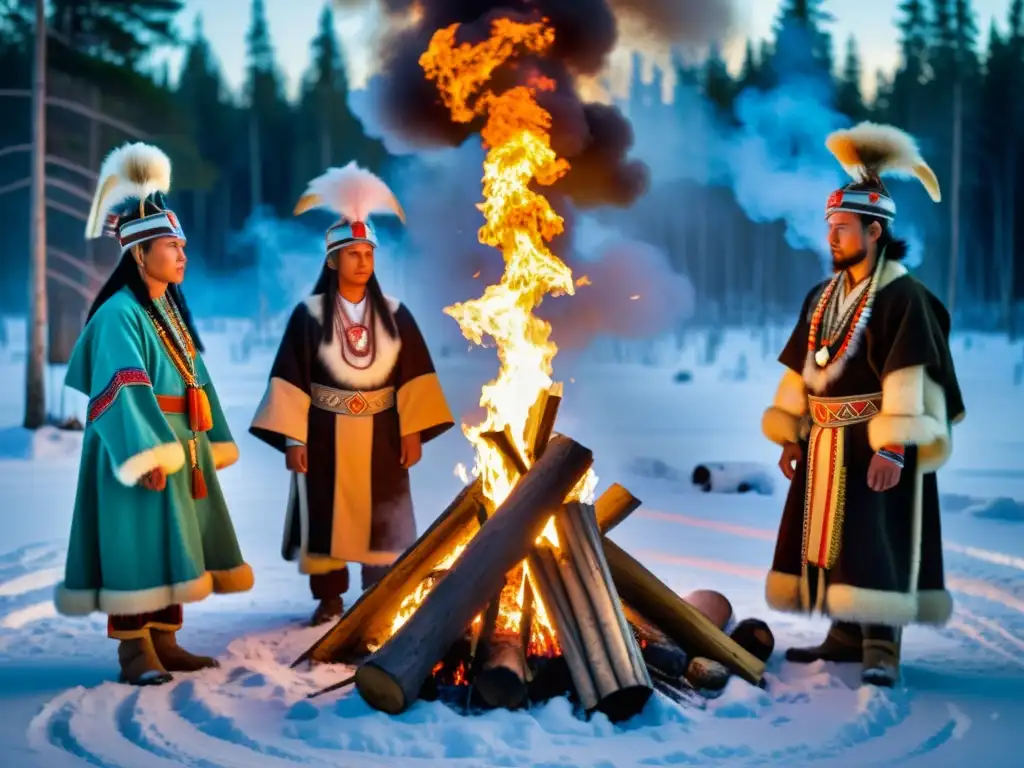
[
  {"left": 690, "top": 462, "right": 774, "bottom": 494},
  {"left": 354, "top": 435, "right": 594, "bottom": 715}
]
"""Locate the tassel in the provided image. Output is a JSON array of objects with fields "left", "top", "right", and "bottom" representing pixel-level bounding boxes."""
[
  {"left": 192, "top": 465, "right": 208, "bottom": 500},
  {"left": 186, "top": 386, "right": 214, "bottom": 432}
]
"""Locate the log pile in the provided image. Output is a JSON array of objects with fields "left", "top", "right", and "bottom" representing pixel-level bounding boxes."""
[{"left": 298, "top": 384, "right": 769, "bottom": 721}]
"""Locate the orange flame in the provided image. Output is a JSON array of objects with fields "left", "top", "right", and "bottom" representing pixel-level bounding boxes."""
[{"left": 373, "top": 17, "right": 600, "bottom": 662}]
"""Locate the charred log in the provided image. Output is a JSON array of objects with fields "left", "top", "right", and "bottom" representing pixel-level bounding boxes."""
[{"left": 354, "top": 435, "right": 594, "bottom": 715}]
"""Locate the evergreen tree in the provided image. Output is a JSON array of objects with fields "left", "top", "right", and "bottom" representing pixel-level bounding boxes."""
[
  {"left": 836, "top": 35, "right": 867, "bottom": 121},
  {"left": 703, "top": 42, "right": 735, "bottom": 121},
  {"left": 737, "top": 41, "right": 760, "bottom": 92},
  {"left": 244, "top": 0, "right": 293, "bottom": 218},
  {"left": 769, "top": 0, "right": 834, "bottom": 88},
  {"left": 48, "top": 0, "right": 183, "bottom": 69}
]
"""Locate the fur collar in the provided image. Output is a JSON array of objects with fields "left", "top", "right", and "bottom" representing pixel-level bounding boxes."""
[
  {"left": 802, "top": 259, "right": 908, "bottom": 394},
  {"left": 302, "top": 293, "right": 402, "bottom": 390}
]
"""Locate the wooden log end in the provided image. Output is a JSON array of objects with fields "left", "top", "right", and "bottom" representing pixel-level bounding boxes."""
[
  {"left": 354, "top": 662, "right": 409, "bottom": 715},
  {"left": 594, "top": 684, "right": 653, "bottom": 723},
  {"left": 475, "top": 665, "right": 528, "bottom": 710}
]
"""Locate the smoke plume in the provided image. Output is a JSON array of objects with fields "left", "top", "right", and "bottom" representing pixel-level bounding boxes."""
[{"left": 342, "top": 0, "right": 735, "bottom": 210}]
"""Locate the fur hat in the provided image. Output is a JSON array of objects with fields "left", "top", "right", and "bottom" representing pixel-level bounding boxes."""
[
  {"left": 294, "top": 162, "right": 404, "bottom": 265},
  {"left": 84, "top": 143, "right": 184, "bottom": 253},
  {"left": 824, "top": 122, "right": 941, "bottom": 222}
]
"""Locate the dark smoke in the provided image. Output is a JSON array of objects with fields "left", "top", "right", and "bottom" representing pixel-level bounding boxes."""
[{"left": 342, "top": 0, "right": 735, "bottom": 211}]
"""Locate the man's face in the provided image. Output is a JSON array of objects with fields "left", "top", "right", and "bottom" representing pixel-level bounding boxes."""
[
  {"left": 827, "top": 211, "right": 872, "bottom": 270},
  {"left": 140, "top": 237, "right": 187, "bottom": 285},
  {"left": 337, "top": 242, "right": 375, "bottom": 287}
]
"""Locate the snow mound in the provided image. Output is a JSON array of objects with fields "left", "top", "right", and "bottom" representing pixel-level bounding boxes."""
[
  {"left": 0, "top": 426, "right": 82, "bottom": 461},
  {"left": 15, "top": 625, "right": 964, "bottom": 767}
]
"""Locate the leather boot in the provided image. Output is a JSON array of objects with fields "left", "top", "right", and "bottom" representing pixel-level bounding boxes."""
[
  {"left": 118, "top": 634, "right": 173, "bottom": 686},
  {"left": 151, "top": 628, "right": 220, "bottom": 672},
  {"left": 861, "top": 625, "right": 900, "bottom": 687},
  {"left": 310, "top": 596, "right": 343, "bottom": 626},
  {"left": 785, "top": 621, "right": 863, "bottom": 663}
]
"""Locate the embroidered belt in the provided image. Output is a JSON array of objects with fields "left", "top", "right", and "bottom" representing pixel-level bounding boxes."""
[
  {"left": 311, "top": 383, "right": 395, "bottom": 417},
  {"left": 807, "top": 392, "right": 882, "bottom": 428},
  {"left": 156, "top": 394, "right": 187, "bottom": 414}
]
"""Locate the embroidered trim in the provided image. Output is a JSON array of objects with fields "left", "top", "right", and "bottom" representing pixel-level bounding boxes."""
[{"left": 88, "top": 368, "right": 152, "bottom": 423}]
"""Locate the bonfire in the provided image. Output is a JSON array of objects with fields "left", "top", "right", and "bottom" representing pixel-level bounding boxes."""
[{"left": 296, "top": 18, "right": 767, "bottom": 721}]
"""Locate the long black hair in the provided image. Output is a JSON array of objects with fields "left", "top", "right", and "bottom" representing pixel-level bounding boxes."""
[
  {"left": 861, "top": 215, "right": 909, "bottom": 262},
  {"left": 87, "top": 245, "right": 205, "bottom": 352},
  {"left": 312, "top": 265, "right": 398, "bottom": 343}
]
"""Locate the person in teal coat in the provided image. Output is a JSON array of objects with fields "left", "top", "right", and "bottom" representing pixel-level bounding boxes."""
[{"left": 54, "top": 142, "right": 254, "bottom": 686}]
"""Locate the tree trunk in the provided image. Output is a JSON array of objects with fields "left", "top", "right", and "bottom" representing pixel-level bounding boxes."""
[
  {"left": 947, "top": 74, "right": 963, "bottom": 316},
  {"left": 355, "top": 435, "right": 594, "bottom": 714},
  {"left": 24, "top": 0, "right": 48, "bottom": 430}
]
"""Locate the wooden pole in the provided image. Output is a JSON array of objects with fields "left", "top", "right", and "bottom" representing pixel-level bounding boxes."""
[
  {"left": 294, "top": 478, "right": 485, "bottom": 666},
  {"left": 472, "top": 569, "right": 530, "bottom": 710},
  {"left": 529, "top": 503, "right": 653, "bottom": 722},
  {"left": 24, "top": 0, "right": 48, "bottom": 430},
  {"left": 354, "top": 435, "right": 593, "bottom": 715},
  {"left": 603, "top": 539, "right": 765, "bottom": 686}
]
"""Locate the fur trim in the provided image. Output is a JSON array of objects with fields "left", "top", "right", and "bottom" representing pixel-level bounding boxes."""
[
  {"left": 302, "top": 294, "right": 402, "bottom": 390},
  {"left": 765, "top": 570, "right": 802, "bottom": 612},
  {"left": 54, "top": 584, "right": 98, "bottom": 616},
  {"left": 762, "top": 369, "right": 808, "bottom": 444},
  {"left": 54, "top": 564, "right": 253, "bottom": 618},
  {"left": 802, "top": 261, "right": 907, "bottom": 394},
  {"left": 825, "top": 584, "right": 918, "bottom": 625},
  {"left": 762, "top": 408, "right": 803, "bottom": 446},
  {"left": 867, "top": 365, "right": 951, "bottom": 473},
  {"left": 211, "top": 441, "right": 239, "bottom": 470},
  {"left": 917, "top": 589, "right": 953, "bottom": 625},
  {"left": 116, "top": 442, "right": 186, "bottom": 486},
  {"left": 210, "top": 563, "right": 254, "bottom": 594},
  {"left": 825, "top": 122, "right": 941, "bottom": 202}
]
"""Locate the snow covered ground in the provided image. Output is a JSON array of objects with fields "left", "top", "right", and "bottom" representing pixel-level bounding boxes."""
[{"left": 0, "top": 320, "right": 1022, "bottom": 767}]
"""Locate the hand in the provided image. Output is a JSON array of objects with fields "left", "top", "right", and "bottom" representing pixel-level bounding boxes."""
[
  {"left": 140, "top": 467, "right": 166, "bottom": 491},
  {"left": 285, "top": 445, "right": 308, "bottom": 474},
  {"left": 778, "top": 442, "right": 802, "bottom": 480},
  {"left": 400, "top": 432, "right": 422, "bottom": 469},
  {"left": 867, "top": 452, "right": 902, "bottom": 492}
]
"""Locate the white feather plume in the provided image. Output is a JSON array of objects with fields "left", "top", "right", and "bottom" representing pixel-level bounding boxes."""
[
  {"left": 294, "top": 161, "right": 405, "bottom": 223},
  {"left": 84, "top": 143, "right": 173, "bottom": 238}
]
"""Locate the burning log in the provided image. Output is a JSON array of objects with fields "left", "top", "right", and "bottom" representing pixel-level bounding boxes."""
[
  {"left": 528, "top": 503, "right": 652, "bottom": 722},
  {"left": 602, "top": 539, "right": 766, "bottom": 686},
  {"left": 354, "top": 435, "right": 594, "bottom": 714},
  {"left": 472, "top": 570, "right": 530, "bottom": 710},
  {"left": 294, "top": 478, "right": 486, "bottom": 666},
  {"left": 525, "top": 382, "right": 562, "bottom": 460}
]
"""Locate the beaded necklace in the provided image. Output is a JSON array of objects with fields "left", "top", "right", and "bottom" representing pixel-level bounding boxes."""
[
  {"left": 807, "top": 256, "right": 885, "bottom": 368},
  {"left": 143, "top": 293, "right": 212, "bottom": 499}
]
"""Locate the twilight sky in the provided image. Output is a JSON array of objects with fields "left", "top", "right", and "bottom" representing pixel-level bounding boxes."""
[{"left": 162, "top": 0, "right": 1011, "bottom": 100}]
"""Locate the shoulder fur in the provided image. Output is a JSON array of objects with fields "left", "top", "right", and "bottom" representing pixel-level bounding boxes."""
[{"left": 301, "top": 293, "right": 402, "bottom": 390}]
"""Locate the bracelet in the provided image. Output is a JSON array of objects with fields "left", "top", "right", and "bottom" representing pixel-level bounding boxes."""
[{"left": 877, "top": 448, "right": 905, "bottom": 468}]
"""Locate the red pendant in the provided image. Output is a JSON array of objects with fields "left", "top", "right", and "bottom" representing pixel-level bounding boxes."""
[{"left": 346, "top": 324, "right": 370, "bottom": 356}]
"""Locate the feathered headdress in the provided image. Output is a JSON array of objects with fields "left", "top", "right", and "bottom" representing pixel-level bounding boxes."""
[
  {"left": 823, "top": 122, "right": 941, "bottom": 222},
  {"left": 85, "top": 143, "right": 172, "bottom": 238},
  {"left": 294, "top": 162, "right": 405, "bottom": 258}
]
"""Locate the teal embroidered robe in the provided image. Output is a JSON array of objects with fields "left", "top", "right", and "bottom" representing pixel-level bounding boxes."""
[{"left": 54, "top": 287, "right": 254, "bottom": 617}]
